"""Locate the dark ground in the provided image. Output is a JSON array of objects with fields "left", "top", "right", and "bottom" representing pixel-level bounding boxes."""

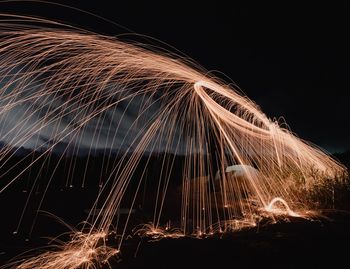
[
  {"left": 118, "top": 215, "right": 350, "bottom": 269},
  {"left": 1, "top": 213, "right": 350, "bottom": 269}
]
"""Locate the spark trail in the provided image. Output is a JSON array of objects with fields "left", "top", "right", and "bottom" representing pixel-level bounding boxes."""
[{"left": 0, "top": 15, "right": 345, "bottom": 268}]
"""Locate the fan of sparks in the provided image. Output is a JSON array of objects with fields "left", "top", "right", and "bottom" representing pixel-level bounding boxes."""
[{"left": 0, "top": 16, "right": 345, "bottom": 269}]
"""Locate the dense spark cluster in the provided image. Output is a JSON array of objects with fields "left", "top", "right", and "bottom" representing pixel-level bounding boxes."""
[
  {"left": 0, "top": 15, "right": 345, "bottom": 268},
  {"left": 134, "top": 223, "right": 184, "bottom": 241},
  {"left": 4, "top": 232, "right": 118, "bottom": 269}
]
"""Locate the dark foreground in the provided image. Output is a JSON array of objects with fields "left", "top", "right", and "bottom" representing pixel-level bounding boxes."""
[
  {"left": 3, "top": 213, "right": 349, "bottom": 269},
  {"left": 116, "top": 214, "right": 350, "bottom": 269}
]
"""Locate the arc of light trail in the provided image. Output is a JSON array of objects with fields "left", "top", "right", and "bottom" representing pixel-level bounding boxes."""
[{"left": 0, "top": 18, "right": 346, "bottom": 269}]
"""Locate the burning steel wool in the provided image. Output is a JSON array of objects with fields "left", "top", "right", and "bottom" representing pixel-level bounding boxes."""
[{"left": 0, "top": 15, "right": 345, "bottom": 269}]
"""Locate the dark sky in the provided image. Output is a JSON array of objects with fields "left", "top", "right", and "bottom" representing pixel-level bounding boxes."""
[{"left": 1, "top": 1, "right": 349, "bottom": 153}]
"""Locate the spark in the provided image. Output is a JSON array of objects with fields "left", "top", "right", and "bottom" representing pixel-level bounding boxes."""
[
  {"left": 2, "top": 231, "right": 119, "bottom": 269},
  {"left": 264, "top": 197, "right": 301, "bottom": 217},
  {"left": 0, "top": 14, "right": 346, "bottom": 268},
  {"left": 134, "top": 223, "right": 184, "bottom": 241}
]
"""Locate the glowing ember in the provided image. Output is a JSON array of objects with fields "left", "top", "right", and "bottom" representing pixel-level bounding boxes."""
[{"left": 134, "top": 223, "right": 184, "bottom": 241}]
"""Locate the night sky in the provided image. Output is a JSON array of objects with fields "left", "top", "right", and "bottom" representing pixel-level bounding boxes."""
[{"left": 1, "top": 1, "right": 349, "bottom": 153}]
